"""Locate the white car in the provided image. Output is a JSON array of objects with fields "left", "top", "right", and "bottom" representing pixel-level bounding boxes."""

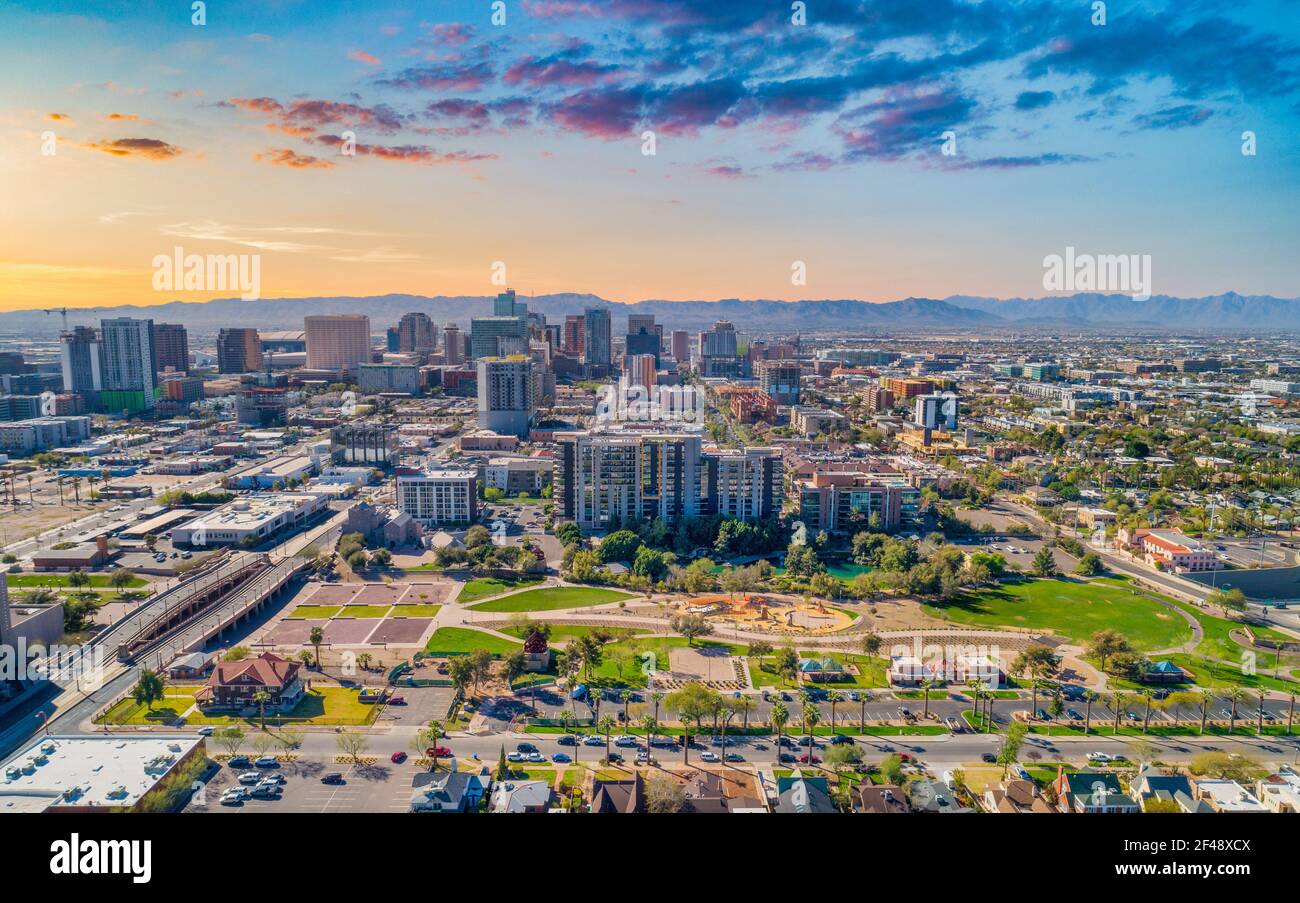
[
  {"left": 196, "top": 726, "right": 215, "bottom": 736},
  {"left": 237, "top": 771, "right": 262, "bottom": 785},
  {"left": 219, "top": 788, "right": 246, "bottom": 806},
  {"left": 700, "top": 752, "right": 721, "bottom": 763},
  {"left": 506, "top": 751, "right": 525, "bottom": 762},
  {"left": 1086, "top": 752, "right": 1112, "bottom": 764},
  {"left": 614, "top": 735, "right": 638, "bottom": 747}
]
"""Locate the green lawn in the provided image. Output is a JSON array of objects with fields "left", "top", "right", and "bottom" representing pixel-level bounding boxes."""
[
  {"left": 468, "top": 586, "right": 634, "bottom": 613},
  {"left": 290, "top": 605, "right": 342, "bottom": 619},
  {"left": 501, "top": 623, "right": 644, "bottom": 642},
  {"left": 922, "top": 577, "right": 1193, "bottom": 651},
  {"left": 336, "top": 605, "right": 393, "bottom": 619},
  {"left": 401, "top": 562, "right": 444, "bottom": 572},
  {"left": 456, "top": 575, "right": 545, "bottom": 604},
  {"left": 423, "top": 626, "right": 522, "bottom": 657},
  {"left": 184, "top": 687, "right": 379, "bottom": 726},
  {"left": 97, "top": 693, "right": 197, "bottom": 725},
  {"left": 8, "top": 572, "right": 147, "bottom": 589},
  {"left": 581, "top": 637, "right": 746, "bottom": 688},
  {"left": 394, "top": 604, "right": 442, "bottom": 618}
]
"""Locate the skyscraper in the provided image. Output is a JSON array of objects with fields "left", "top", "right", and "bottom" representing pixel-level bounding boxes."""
[
  {"left": 217, "top": 328, "right": 262, "bottom": 374},
  {"left": 625, "top": 353, "right": 657, "bottom": 390},
  {"left": 305, "top": 314, "right": 371, "bottom": 372},
  {"left": 563, "top": 315, "right": 585, "bottom": 355},
  {"left": 583, "top": 307, "right": 611, "bottom": 370},
  {"left": 99, "top": 317, "right": 157, "bottom": 411},
  {"left": 477, "top": 355, "right": 535, "bottom": 438},
  {"left": 554, "top": 426, "right": 702, "bottom": 530},
  {"left": 470, "top": 316, "right": 528, "bottom": 359},
  {"left": 494, "top": 288, "right": 527, "bottom": 317},
  {"left": 670, "top": 329, "right": 689, "bottom": 362},
  {"left": 152, "top": 323, "right": 189, "bottom": 373},
  {"left": 396, "top": 312, "right": 436, "bottom": 353},
  {"left": 60, "top": 326, "right": 102, "bottom": 396},
  {"left": 442, "top": 324, "right": 463, "bottom": 365}
]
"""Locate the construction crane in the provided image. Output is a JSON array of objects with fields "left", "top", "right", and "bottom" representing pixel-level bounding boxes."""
[{"left": 43, "top": 307, "right": 71, "bottom": 332}]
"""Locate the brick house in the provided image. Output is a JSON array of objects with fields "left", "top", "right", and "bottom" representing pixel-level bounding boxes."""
[{"left": 194, "top": 652, "right": 305, "bottom": 712}]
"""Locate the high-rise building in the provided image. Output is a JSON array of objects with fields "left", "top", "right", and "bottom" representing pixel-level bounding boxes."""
[
  {"left": 152, "top": 323, "right": 189, "bottom": 373},
  {"left": 494, "top": 288, "right": 527, "bottom": 317},
  {"left": 470, "top": 316, "right": 528, "bottom": 359},
  {"left": 442, "top": 324, "right": 463, "bottom": 365},
  {"left": 703, "top": 447, "right": 783, "bottom": 520},
  {"left": 670, "top": 329, "right": 689, "bottom": 362},
  {"left": 697, "top": 320, "right": 742, "bottom": 377},
  {"left": 98, "top": 317, "right": 157, "bottom": 411},
  {"left": 396, "top": 312, "right": 436, "bottom": 354},
  {"left": 624, "top": 353, "right": 657, "bottom": 390},
  {"left": 60, "top": 326, "right": 102, "bottom": 396},
  {"left": 757, "top": 360, "right": 801, "bottom": 405},
  {"left": 915, "top": 394, "right": 959, "bottom": 431},
  {"left": 583, "top": 308, "right": 611, "bottom": 370},
  {"left": 865, "top": 386, "right": 895, "bottom": 412},
  {"left": 564, "top": 315, "right": 586, "bottom": 355},
  {"left": 796, "top": 473, "right": 916, "bottom": 533},
  {"left": 330, "top": 423, "right": 399, "bottom": 467},
  {"left": 305, "top": 314, "right": 371, "bottom": 372},
  {"left": 553, "top": 426, "right": 702, "bottom": 530},
  {"left": 397, "top": 469, "right": 478, "bottom": 526},
  {"left": 217, "top": 328, "right": 262, "bottom": 374},
  {"left": 626, "top": 323, "right": 661, "bottom": 366},
  {"left": 879, "top": 375, "right": 935, "bottom": 400},
  {"left": 477, "top": 355, "right": 535, "bottom": 438}
]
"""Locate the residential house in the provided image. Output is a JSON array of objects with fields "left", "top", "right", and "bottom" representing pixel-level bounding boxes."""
[
  {"left": 908, "top": 779, "right": 974, "bottom": 813},
  {"left": 165, "top": 651, "right": 214, "bottom": 681},
  {"left": 591, "top": 774, "right": 644, "bottom": 813},
  {"left": 410, "top": 766, "right": 491, "bottom": 812},
  {"left": 490, "top": 779, "right": 553, "bottom": 813},
  {"left": 983, "top": 779, "right": 1053, "bottom": 813},
  {"left": 1192, "top": 778, "right": 1267, "bottom": 813},
  {"left": 1130, "top": 766, "right": 1208, "bottom": 812},
  {"left": 1051, "top": 769, "right": 1140, "bottom": 813},
  {"left": 775, "top": 775, "right": 837, "bottom": 813},
  {"left": 1255, "top": 769, "right": 1300, "bottom": 813},
  {"left": 853, "top": 784, "right": 910, "bottom": 814}
]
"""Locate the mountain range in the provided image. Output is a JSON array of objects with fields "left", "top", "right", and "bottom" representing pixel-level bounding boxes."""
[{"left": 1, "top": 291, "right": 1297, "bottom": 336}]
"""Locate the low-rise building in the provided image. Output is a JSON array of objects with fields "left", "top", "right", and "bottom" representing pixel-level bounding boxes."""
[
  {"left": 194, "top": 651, "right": 304, "bottom": 712},
  {"left": 397, "top": 469, "right": 478, "bottom": 526},
  {"left": 171, "top": 492, "right": 327, "bottom": 547}
]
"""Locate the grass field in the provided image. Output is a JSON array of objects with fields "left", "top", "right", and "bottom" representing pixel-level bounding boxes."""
[
  {"left": 97, "top": 692, "right": 197, "bottom": 725},
  {"left": 423, "top": 626, "right": 522, "bottom": 657},
  {"left": 468, "top": 586, "right": 635, "bottom": 613},
  {"left": 502, "top": 623, "right": 644, "bottom": 642},
  {"left": 8, "top": 572, "right": 147, "bottom": 589},
  {"left": 184, "top": 687, "right": 379, "bottom": 727},
  {"left": 336, "top": 605, "right": 394, "bottom": 618},
  {"left": 922, "top": 577, "right": 1193, "bottom": 650},
  {"left": 394, "top": 604, "right": 442, "bottom": 618},
  {"left": 455, "top": 575, "right": 545, "bottom": 604},
  {"left": 290, "top": 605, "right": 342, "bottom": 619}
]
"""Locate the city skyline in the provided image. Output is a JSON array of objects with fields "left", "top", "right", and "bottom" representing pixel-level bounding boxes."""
[{"left": 3, "top": 0, "right": 1299, "bottom": 311}]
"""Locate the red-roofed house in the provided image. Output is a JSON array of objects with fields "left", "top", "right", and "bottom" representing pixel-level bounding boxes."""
[
  {"left": 1139, "top": 530, "right": 1222, "bottom": 573},
  {"left": 195, "top": 651, "right": 305, "bottom": 712}
]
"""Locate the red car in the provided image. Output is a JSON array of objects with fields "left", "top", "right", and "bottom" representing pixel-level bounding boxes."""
[
  {"left": 798, "top": 754, "right": 822, "bottom": 765},
  {"left": 387, "top": 696, "right": 406, "bottom": 706},
  {"left": 391, "top": 751, "right": 407, "bottom": 764},
  {"left": 425, "top": 746, "right": 452, "bottom": 758}
]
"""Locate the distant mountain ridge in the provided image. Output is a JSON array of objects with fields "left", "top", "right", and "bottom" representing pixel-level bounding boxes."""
[{"left": 1, "top": 291, "right": 1296, "bottom": 336}]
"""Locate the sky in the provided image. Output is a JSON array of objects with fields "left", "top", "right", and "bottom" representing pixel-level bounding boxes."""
[{"left": 1, "top": 0, "right": 1298, "bottom": 311}]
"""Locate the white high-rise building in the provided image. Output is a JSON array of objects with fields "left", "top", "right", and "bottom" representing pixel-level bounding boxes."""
[
  {"left": 397, "top": 469, "right": 478, "bottom": 526},
  {"left": 477, "top": 355, "right": 535, "bottom": 438},
  {"left": 553, "top": 426, "right": 702, "bottom": 530},
  {"left": 99, "top": 317, "right": 157, "bottom": 408}
]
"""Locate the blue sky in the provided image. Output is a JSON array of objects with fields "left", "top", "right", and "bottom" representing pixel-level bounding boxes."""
[{"left": 1, "top": 0, "right": 1297, "bottom": 308}]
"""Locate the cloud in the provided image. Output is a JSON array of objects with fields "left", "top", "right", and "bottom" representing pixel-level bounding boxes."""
[
  {"left": 944, "top": 152, "right": 1095, "bottom": 170},
  {"left": 46, "top": 112, "right": 72, "bottom": 122},
  {"left": 83, "top": 137, "right": 184, "bottom": 159},
  {"left": 834, "top": 88, "right": 978, "bottom": 161},
  {"left": 1014, "top": 91, "right": 1055, "bottom": 111},
  {"left": 504, "top": 55, "right": 621, "bottom": 88},
  {"left": 312, "top": 134, "right": 497, "bottom": 166},
  {"left": 375, "top": 61, "right": 493, "bottom": 91},
  {"left": 1131, "top": 104, "right": 1213, "bottom": 131},
  {"left": 255, "top": 147, "right": 334, "bottom": 169},
  {"left": 428, "top": 23, "right": 475, "bottom": 46},
  {"left": 228, "top": 96, "right": 406, "bottom": 135},
  {"left": 349, "top": 50, "right": 382, "bottom": 66}
]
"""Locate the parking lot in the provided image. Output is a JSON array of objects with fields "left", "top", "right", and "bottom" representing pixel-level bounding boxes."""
[{"left": 188, "top": 756, "right": 418, "bottom": 814}]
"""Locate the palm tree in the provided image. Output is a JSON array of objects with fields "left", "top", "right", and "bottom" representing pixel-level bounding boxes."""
[
  {"left": 1288, "top": 691, "right": 1296, "bottom": 736},
  {"left": 308, "top": 626, "right": 324, "bottom": 670},
  {"left": 771, "top": 702, "right": 790, "bottom": 754},
  {"left": 801, "top": 702, "right": 820, "bottom": 758},
  {"left": 1111, "top": 691, "right": 1128, "bottom": 735},
  {"left": 1081, "top": 690, "right": 1098, "bottom": 735},
  {"left": 650, "top": 691, "right": 664, "bottom": 723},
  {"left": 252, "top": 690, "right": 270, "bottom": 731},
  {"left": 640, "top": 714, "right": 658, "bottom": 758},
  {"left": 598, "top": 714, "right": 617, "bottom": 763},
  {"left": 1226, "top": 687, "right": 1247, "bottom": 734},
  {"left": 1139, "top": 689, "right": 1155, "bottom": 734},
  {"left": 859, "top": 690, "right": 870, "bottom": 731},
  {"left": 557, "top": 710, "right": 579, "bottom": 765},
  {"left": 1255, "top": 691, "right": 1266, "bottom": 736},
  {"left": 621, "top": 690, "right": 633, "bottom": 725},
  {"left": 424, "top": 720, "right": 444, "bottom": 771},
  {"left": 920, "top": 679, "right": 937, "bottom": 720},
  {"left": 826, "top": 690, "right": 843, "bottom": 734}
]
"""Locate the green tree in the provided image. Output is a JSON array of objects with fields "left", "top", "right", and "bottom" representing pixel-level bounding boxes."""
[
  {"left": 252, "top": 689, "right": 271, "bottom": 731},
  {"left": 1030, "top": 546, "right": 1058, "bottom": 577},
  {"left": 131, "top": 668, "right": 165, "bottom": 711},
  {"left": 308, "top": 626, "right": 324, "bottom": 669}
]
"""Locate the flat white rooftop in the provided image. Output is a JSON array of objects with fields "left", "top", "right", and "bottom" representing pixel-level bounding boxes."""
[{"left": 0, "top": 734, "right": 204, "bottom": 812}]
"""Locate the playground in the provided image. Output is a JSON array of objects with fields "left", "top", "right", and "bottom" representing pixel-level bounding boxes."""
[{"left": 679, "top": 593, "right": 855, "bottom": 635}]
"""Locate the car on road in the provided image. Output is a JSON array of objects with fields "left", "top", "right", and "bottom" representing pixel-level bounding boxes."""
[
  {"left": 614, "top": 736, "right": 638, "bottom": 747},
  {"left": 516, "top": 743, "right": 538, "bottom": 754},
  {"left": 724, "top": 753, "right": 744, "bottom": 762},
  {"left": 829, "top": 734, "right": 854, "bottom": 745},
  {"left": 798, "top": 754, "right": 822, "bottom": 765},
  {"left": 196, "top": 726, "right": 215, "bottom": 736},
  {"left": 552, "top": 753, "right": 572, "bottom": 763},
  {"left": 582, "top": 735, "right": 605, "bottom": 746},
  {"left": 227, "top": 756, "right": 251, "bottom": 768},
  {"left": 321, "top": 773, "right": 345, "bottom": 784},
  {"left": 391, "top": 751, "right": 407, "bottom": 764},
  {"left": 254, "top": 756, "right": 279, "bottom": 768},
  {"left": 1086, "top": 752, "right": 1112, "bottom": 763},
  {"left": 556, "top": 735, "right": 577, "bottom": 746},
  {"left": 426, "top": 746, "right": 452, "bottom": 758},
  {"left": 650, "top": 737, "right": 676, "bottom": 748},
  {"left": 219, "top": 788, "right": 247, "bottom": 806},
  {"left": 700, "top": 752, "right": 721, "bottom": 763},
  {"left": 636, "top": 751, "right": 652, "bottom": 764},
  {"left": 507, "top": 751, "right": 525, "bottom": 762},
  {"left": 526, "top": 752, "right": 546, "bottom": 763},
  {"left": 237, "top": 771, "right": 262, "bottom": 785},
  {"left": 778, "top": 752, "right": 797, "bottom": 764},
  {"left": 980, "top": 752, "right": 997, "bottom": 763}
]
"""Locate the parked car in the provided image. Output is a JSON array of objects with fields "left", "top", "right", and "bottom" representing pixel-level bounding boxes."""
[
  {"left": 254, "top": 756, "right": 279, "bottom": 768},
  {"left": 556, "top": 735, "right": 577, "bottom": 746},
  {"left": 251, "top": 783, "right": 282, "bottom": 799},
  {"left": 636, "top": 751, "right": 652, "bottom": 763},
  {"left": 981, "top": 752, "right": 997, "bottom": 763},
  {"left": 700, "top": 752, "right": 721, "bottom": 763},
  {"left": 829, "top": 734, "right": 854, "bottom": 745},
  {"left": 219, "top": 788, "right": 247, "bottom": 806},
  {"left": 516, "top": 742, "right": 538, "bottom": 754},
  {"left": 526, "top": 752, "right": 545, "bottom": 763},
  {"left": 425, "top": 746, "right": 452, "bottom": 758},
  {"left": 390, "top": 751, "right": 407, "bottom": 764},
  {"left": 552, "top": 753, "right": 572, "bottom": 764},
  {"left": 798, "top": 754, "right": 822, "bottom": 765},
  {"left": 320, "top": 773, "right": 345, "bottom": 784},
  {"left": 1067, "top": 709, "right": 1083, "bottom": 721},
  {"left": 582, "top": 735, "right": 605, "bottom": 747},
  {"left": 506, "top": 751, "right": 525, "bottom": 762},
  {"left": 724, "top": 753, "right": 744, "bottom": 762},
  {"left": 387, "top": 696, "right": 406, "bottom": 706},
  {"left": 237, "top": 771, "right": 262, "bottom": 785},
  {"left": 196, "top": 726, "right": 215, "bottom": 736},
  {"left": 227, "top": 756, "right": 251, "bottom": 768},
  {"left": 614, "top": 736, "right": 638, "bottom": 747}
]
